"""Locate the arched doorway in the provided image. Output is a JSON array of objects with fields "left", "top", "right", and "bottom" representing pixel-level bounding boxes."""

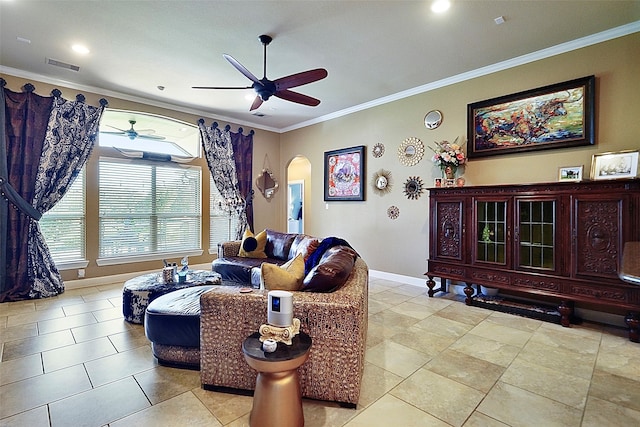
[{"left": 286, "top": 156, "right": 311, "bottom": 233}]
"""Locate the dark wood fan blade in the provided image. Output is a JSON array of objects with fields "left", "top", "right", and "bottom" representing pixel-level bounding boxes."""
[
  {"left": 223, "top": 54, "right": 262, "bottom": 85},
  {"left": 274, "top": 89, "right": 321, "bottom": 107},
  {"left": 192, "top": 86, "right": 252, "bottom": 90},
  {"left": 274, "top": 69, "right": 328, "bottom": 91},
  {"left": 249, "top": 96, "right": 264, "bottom": 111}
]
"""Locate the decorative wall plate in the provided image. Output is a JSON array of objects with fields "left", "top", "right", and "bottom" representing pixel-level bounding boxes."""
[
  {"left": 372, "top": 143, "right": 385, "bottom": 158},
  {"left": 387, "top": 205, "right": 400, "bottom": 220},
  {"left": 403, "top": 176, "right": 425, "bottom": 200},
  {"left": 371, "top": 169, "right": 393, "bottom": 195},
  {"left": 398, "top": 137, "right": 424, "bottom": 166},
  {"left": 424, "top": 110, "right": 443, "bottom": 129}
]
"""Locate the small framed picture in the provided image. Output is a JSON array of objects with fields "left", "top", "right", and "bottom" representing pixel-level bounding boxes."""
[
  {"left": 434, "top": 178, "right": 443, "bottom": 188},
  {"left": 558, "top": 165, "right": 583, "bottom": 182},
  {"left": 590, "top": 150, "right": 639, "bottom": 180},
  {"left": 444, "top": 179, "right": 456, "bottom": 188}
]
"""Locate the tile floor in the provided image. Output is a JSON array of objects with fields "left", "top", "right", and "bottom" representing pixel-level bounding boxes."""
[{"left": 1, "top": 276, "right": 640, "bottom": 426}]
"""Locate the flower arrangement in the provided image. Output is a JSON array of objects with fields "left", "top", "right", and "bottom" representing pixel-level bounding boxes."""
[{"left": 430, "top": 137, "right": 466, "bottom": 177}]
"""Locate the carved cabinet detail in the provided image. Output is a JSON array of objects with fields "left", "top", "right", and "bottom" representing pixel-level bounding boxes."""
[{"left": 426, "top": 181, "right": 640, "bottom": 341}]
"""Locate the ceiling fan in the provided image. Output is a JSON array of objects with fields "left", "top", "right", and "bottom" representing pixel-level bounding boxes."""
[
  {"left": 101, "top": 120, "right": 166, "bottom": 140},
  {"left": 193, "top": 34, "right": 328, "bottom": 111}
]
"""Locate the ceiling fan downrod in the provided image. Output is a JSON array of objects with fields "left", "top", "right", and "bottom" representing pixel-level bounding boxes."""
[{"left": 259, "top": 34, "right": 272, "bottom": 79}]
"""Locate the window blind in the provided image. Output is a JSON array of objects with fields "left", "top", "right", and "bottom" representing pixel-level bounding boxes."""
[
  {"left": 99, "top": 159, "right": 201, "bottom": 258},
  {"left": 40, "top": 171, "right": 86, "bottom": 263}
]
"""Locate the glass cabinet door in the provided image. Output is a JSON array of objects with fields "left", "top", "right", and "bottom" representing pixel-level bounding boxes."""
[
  {"left": 475, "top": 200, "right": 507, "bottom": 265},
  {"left": 517, "top": 199, "right": 555, "bottom": 270}
]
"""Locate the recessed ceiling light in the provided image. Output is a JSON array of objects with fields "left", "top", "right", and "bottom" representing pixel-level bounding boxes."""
[
  {"left": 431, "top": 0, "right": 450, "bottom": 14},
  {"left": 71, "top": 44, "right": 90, "bottom": 55}
]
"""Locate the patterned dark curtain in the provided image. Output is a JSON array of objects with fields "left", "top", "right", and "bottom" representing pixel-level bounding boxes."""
[
  {"left": 198, "top": 120, "right": 254, "bottom": 239},
  {"left": 231, "top": 127, "right": 254, "bottom": 232},
  {"left": 0, "top": 81, "right": 107, "bottom": 302}
]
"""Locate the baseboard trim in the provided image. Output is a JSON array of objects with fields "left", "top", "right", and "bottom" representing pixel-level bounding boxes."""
[
  {"left": 369, "top": 270, "right": 426, "bottom": 288},
  {"left": 64, "top": 263, "right": 212, "bottom": 290}
]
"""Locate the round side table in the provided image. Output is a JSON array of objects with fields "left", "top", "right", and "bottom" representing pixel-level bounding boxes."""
[{"left": 242, "top": 331, "right": 312, "bottom": 427}]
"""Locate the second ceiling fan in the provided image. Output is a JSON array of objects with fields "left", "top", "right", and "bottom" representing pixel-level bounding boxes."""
[{"left": 193, "top": 35, "right": 328, "bottom": 111}]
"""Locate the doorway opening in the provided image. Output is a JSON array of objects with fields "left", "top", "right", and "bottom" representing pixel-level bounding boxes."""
[{"left": 287, "top": 156, "right": 311, "bottom": 234}]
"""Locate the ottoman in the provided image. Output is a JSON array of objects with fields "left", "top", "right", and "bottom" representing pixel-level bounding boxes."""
[
  {"left": 144, "top": 285, "right": 215, "bottom": 369},
  {"left": 122, "top": 270, "right": 221, "bottom": 323}
]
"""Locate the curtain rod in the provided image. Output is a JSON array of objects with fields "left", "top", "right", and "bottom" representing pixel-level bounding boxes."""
[
  {"left": 198, "top": 118, "right": 255, "bottom": 136},
  {"left": 0, "top": 79, "right": 108, "bottom": 107}
]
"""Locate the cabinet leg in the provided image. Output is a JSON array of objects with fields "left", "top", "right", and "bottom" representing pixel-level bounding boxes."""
[
  {"left": 463, "top": 283, "right": 474, "bottom": 306},
  {"left": 426, "top": 276, "right": 436, "bottom": 297},
  {"left": 624, "top": 312, "right": 640, "bottom": 343},
  {"left": 426, "top": 276, "right": 447, "bottom": 297},
  {"left": 558, "top": 301, "right": 572, "bottom": 327}
]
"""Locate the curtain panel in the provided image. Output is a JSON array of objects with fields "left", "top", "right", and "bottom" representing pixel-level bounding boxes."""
[
  {"left": 1, "top": 81, "right": 107, "bottom": 301},
  {"left": 198, "top": 120, "right": 254, "bottom": 239}
]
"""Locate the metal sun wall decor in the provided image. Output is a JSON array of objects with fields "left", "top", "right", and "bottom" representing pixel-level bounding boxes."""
[
  {"left": 372, "top": 143, "right": 385, "bottom": 158},
  {"left": 387, "top": 205, "right": 400, "bottom": 220},
  {"left": 398, "top": 137, "right": 425, "bottom": 166},
  {"left": 403, "top": 176, "right": 424, "bottom": 200},
  {"left": 372, "top": 169, "right": 393, "bottom": 195}
]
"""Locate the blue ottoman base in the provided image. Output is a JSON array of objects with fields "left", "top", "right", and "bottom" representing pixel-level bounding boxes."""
[{"left": 145, "top": 286, "right": 215, "bottom": 368}]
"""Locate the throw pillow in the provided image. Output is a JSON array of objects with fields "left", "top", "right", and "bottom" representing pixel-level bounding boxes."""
[
  {"left": 302, "top": 246, "right": 357, "bottom": 292},
  {"left": 260, "top": 254, "right": 305, "bottom": 291},
  {"left": 238, "top": 229, "right": 267, "bottom": 258}
]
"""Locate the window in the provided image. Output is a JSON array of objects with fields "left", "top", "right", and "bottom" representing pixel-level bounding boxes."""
[
  {"left": 98, "top": 158, "right": 202, "bottom": 264},
  {"left": 209, "top": 174, "right": 242, "bottom": 251},
  {"left": 40, "top": 171, "right": 87, "bottom": 266},
  {"left": 98, "top": 109, "right": 200, "bottom": 158}
]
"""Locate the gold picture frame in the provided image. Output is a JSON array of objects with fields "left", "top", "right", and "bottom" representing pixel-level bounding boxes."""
[{"left": 590, "top": 150, "right": 639, "bottom": 180}]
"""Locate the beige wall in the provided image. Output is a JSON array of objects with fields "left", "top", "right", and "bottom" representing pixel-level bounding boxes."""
[
  {"left": 1, "top": 74, "right": 281, "bottom": 281},
  {"left": 279, "top": 33, "right": 640, "bottom": 279},
  {"left": 2, "top": 32, "right": 638, "bottom": 282}
]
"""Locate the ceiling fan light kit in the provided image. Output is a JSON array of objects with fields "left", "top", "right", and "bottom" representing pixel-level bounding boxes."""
[{"left": 193, "top": 34, "right": 328, "bottom": 111}]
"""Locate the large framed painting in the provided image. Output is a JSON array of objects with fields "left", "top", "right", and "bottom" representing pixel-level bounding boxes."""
[
  {"left": 324, "top": 145, "right": 365, "bottom": 201},
  {"left": 467, "top": 75, "right": 595, "bottom": 158}
]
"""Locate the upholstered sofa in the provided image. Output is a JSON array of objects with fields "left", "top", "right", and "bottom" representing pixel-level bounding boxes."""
[
  {"left": 211, "top": 229, "right": 358, "bottom": 292},
  {"left": 201, "top": 230, "right": 369, "bottom": 407}
]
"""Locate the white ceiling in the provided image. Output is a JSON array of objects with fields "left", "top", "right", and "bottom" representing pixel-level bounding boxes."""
[{"left": 1, "top": 1, "right": 639, "bottom": 132}]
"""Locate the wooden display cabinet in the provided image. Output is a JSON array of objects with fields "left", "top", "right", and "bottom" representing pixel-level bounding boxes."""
[{"left": 426, "top": 180, "right": 640, "bottom": 341}]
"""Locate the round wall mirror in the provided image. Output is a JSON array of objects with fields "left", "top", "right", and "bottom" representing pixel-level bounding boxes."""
[
  {"left": 403, "top": 176, "right": 425, "bottom": 200},
  {"left": 372, "top": 169, "right": 393, "bottom": 195},
  {"left": 372, "top": 143, "right": 385, "bottom": 158},
  {"left": 398, "top": 137, "right": 425, "bottom": 166},
  {"left": 424, "top": 110, "right": 443, "bottom": 130}
]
